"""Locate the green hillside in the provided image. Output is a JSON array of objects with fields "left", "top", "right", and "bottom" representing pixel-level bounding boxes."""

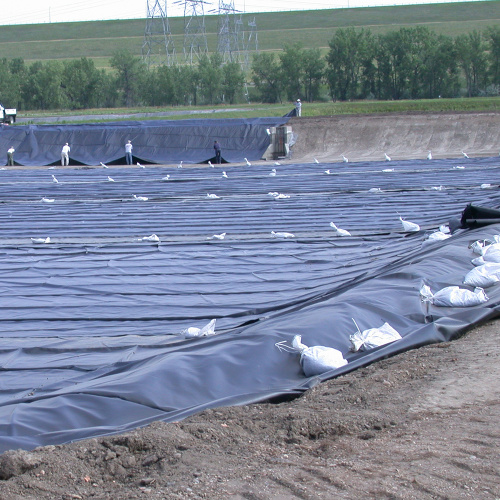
[{"left": 0, "top": 1, "right": 498, "bottom": 68}]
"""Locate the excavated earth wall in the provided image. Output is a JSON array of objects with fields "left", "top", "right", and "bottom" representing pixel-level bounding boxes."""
[{"left": 288, "top": 111, "right": 500, "bottom": 163}]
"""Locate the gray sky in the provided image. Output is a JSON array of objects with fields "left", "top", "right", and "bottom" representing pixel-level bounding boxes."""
[{"left": 1, "top": 0, "right": 472, "bottom": 26}]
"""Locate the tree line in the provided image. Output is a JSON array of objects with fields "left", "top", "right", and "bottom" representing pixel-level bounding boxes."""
[
  {"left": 0, "top": 25, "right": 499, "bottom": 111},
  {"left": 0, "top": 52, "right": 245, "bottom": 111},
  {"left": 255, "top": 25, "right": 500, "bottom": 102}
]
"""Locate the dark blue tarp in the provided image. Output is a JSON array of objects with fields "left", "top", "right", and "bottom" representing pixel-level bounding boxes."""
[
  {"left": 0, "top": 153, "right": 500, "bottom": 452},
  {"left": 0, "top": 117, "right": 289, "bottom": 166}
]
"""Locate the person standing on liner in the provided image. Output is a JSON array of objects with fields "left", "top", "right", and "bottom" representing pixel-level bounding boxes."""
[
  {"left": 214, "top": 140, "right": 221, "bottom": 164},
  {"left": 125, "top": 140, "right": 133, "bottom": 165},
  {"left": 7, "top": 146, "right": 15, "bottom": 166},
  {"left": 61, "top": 142, "right": 71, "bottom": 166},
  {"left": 295, "top": 99, "right": 302, "bottom": 117}
]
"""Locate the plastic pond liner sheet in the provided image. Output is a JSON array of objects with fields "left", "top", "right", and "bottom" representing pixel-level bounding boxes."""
[
  {"left": 0, "top": 118, "right": 288, "bottom": 167},
  {"left": 1, "top": 154, "right": 500, "bottom": 452}
]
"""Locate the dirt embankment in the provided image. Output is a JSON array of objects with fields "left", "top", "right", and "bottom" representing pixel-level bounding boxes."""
[{"left": 289, "top": 111, "right": 500, "bottom": 163}]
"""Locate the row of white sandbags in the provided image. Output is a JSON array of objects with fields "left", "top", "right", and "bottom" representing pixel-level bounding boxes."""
[
  {"left": 419, "top": 234, "right": 500, "bottom": 307},
  {"left": 276, "top": 321, "right": 402, "bottom": 377}
]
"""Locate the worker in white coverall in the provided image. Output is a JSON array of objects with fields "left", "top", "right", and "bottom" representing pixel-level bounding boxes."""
[
  {"left": 61, "top": 143, "right": 71, "bottom": 166},
  {"left": 295, "top": 99, "right": 302, "bottom": 117},
  {"left": 125, "top": 140, "right": 133, "bottom": 165},
  {"left": 7, "top": 146, "right": 15, "bottom": 166}
]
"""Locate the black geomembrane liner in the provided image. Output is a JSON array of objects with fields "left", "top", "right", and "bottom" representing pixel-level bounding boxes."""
[{"left": 0, "top": 125, "right": 499, "bottom": 451}]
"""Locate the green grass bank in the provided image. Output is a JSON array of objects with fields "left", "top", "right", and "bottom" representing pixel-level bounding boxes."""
[{"left": 0, "top": 1, "right": 498, "bottom": 68}]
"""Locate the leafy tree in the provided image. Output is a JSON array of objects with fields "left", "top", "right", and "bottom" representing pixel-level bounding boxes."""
[
  {"left": 22, "top": 61, "right": 66, "bottom": 110},
  {"left": 62, "top": 58, "right": 106, "bottom": 109},
  {"left": 374, "top": 29, "right": 417, "bottom": 100},
  {"left": 251, "top": 52, "right": 282, "bottom": 103},
  {"left": 96, "top": 71, "right": 119, "bottom": 108},
  {"left": 368, "top": 28, "right": 459, "bottom": 100},
  {"left": 144, "top": 65, "right": 176, "bottom": 106},
  {"left": 222, "top": 61, "right": 245, "bottom": 104},
  {"left": 9, "top": 58, "right": 25, "bottom": 76},
  {"left": 178, "top": 65, "right": 200, "bottom": 106},
  {"left": 421, "top": 33, "right": 459, "bottom": 98},
  {"left": 301, "top": 48, "right": 324, "bottom": 102},
  {"left": 326, "top": 28, "right": 373, "bottom": 101},
  {"left": 279, "top": 43, "right": 305, "bottom": 101},
  {"left": 455, "top": 31, "right": 488, "bottom": 97},
  {"left": 6, "top": 58, "right": 26, "bottom": 108},
  {"left": 197, "top": 53, "right": 223, "bottom": 104},
  {"left": 485, "top": 26, "right": 500, "bottom": 85},
  {"left": 110, "top": 50, "right": 146, "bottom": 107},
  {"left": 0, "top": 58, "right": 21, "bottom": 108},
  {"left": 404, "top": 27, "right": 433, "bottom": 99}
]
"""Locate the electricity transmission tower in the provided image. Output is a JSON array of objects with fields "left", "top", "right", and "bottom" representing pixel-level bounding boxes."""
[
  {"left": 215, "top": 0, "right": 241, "bottom": 64},
  {"left": 180, "top": 0, "right": 209, "bottom": 64},
  {"left": 142, "top": 0, "right": 177, "bottom": 68},
  {"left": 242, "top": 16, "right": 258, "bottom": 70}
]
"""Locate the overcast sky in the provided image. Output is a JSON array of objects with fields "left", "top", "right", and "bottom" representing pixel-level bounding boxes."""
[{"left": 1, "top": 0, "right": 474, "bottom": 26}]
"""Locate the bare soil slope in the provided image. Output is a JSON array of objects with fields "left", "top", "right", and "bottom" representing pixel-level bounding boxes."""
[{"left": 289, "top": 112, "right": 500, "bottom": 163}]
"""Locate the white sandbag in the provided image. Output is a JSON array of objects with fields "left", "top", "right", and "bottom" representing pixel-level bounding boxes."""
[
  {"left": 299, "top": 346, "right": 348, "bottom": 376},
  {"left": 349, "top": 321, "right": 402, "bottom": 352},
  {"left": 420, "top": 284, "right": 488, "bottom": 307},
  {"left": 469, "top": 239, "right": 495, "bottom": 255},
  {"left": 472, "top": 256, "right": 486, "bottom": 266},
  {"left": 399, "top": 217, "right": 420, "bottom": 232},
  {"left": 423, "top": 231, "right": 451, "bottom": 246},
  {"left": 271, "top": 231, "right": 295, "bottom": 238},
  {"left": 291, "top": 335, "right": 308, "bottom": 351},
  {"left": 137, "top": 234, "right": 160, "bottom": 242},
  {"left": 291, "top": 335, "right": 347, "bottom": 376},
  {"left": 463, "top": 263, "right": 500, "bottom": 287},
  {"left": 183, "top": 319, "right": 216, "bottom": 338},
  {"left": 480, "top": 243, "right": 500, "bottom": 263},
  {"left": 330, "top": 222, "right": 351, "bottom": 236},
  {"left": 31, "top": 237, "right": 51, "bottom": 244},
  {"left": 428, "top": 231, "right": 451, "bottom": 241},
  {"left": 470, "top": 240, "right": 488, "bottom": 255}
]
